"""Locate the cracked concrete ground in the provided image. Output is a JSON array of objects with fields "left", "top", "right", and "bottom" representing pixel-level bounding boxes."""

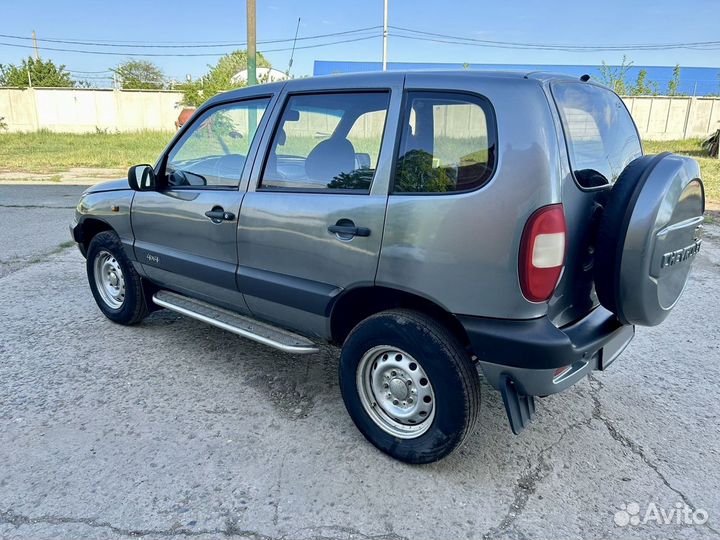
[{"left": 1, "top": 184, "right": 718, "bottom": 540}]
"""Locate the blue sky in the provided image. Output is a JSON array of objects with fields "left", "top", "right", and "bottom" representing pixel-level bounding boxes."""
[{"left": 1, "top": 0, "right": 718, "bottom": 83}]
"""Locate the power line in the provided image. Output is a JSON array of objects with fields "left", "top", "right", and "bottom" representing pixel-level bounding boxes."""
[
  {"left": 67, "top": 69, "right": 112, "bottom": 74},
  {"left": 0, "top": 33, "right": 380, "bottom": 57},
  {"left": 4, "top": 25, "right": 717, "bottom": 59},
  {"left": 389, "top": 33, "right": 720, "bottom": 52},
  {"left": 389, "top": 26, "right": 720, "bottom": 51},
  {"left": 7, "top": 25, "right": 718, "bottom": 51},
  {"left": 0, "top": 26, "right": 382, "bottom": 49}
]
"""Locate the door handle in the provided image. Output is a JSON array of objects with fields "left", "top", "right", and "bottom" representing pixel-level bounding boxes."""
[
  {"left": 205, "top": 208, "right": 235, "bottom": 222},
  {"left": 328, "top": 224, "right": 371, "bottom": 237}
]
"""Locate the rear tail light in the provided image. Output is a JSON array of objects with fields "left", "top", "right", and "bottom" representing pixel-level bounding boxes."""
[{"left": 519, "top": 204, "right": 567, "bottom": 303}]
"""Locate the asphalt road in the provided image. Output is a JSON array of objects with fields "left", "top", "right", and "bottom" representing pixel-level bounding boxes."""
[{"left": 1, "top": 184, "right": 719, "bottom": 540}]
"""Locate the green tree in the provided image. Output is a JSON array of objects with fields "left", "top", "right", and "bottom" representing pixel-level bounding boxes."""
[
  {"left": 667, "top": 64, "right": 683, "bottom": 96},
  {"left": 0, "top": 57, "right": 74, "bottom": 88},
  {"left": 598, "top": 55, "right": 633, "bottom": 95},
  {"left": 327, "top": 169, "right": 375, "bottom": 190},
  {"left": 629, "top": 69, "right": 659, "bottom": 96},
  {"left": 394, "top": 150, "right": 454, "bottom": 193},
  {"left": 111, "top": 60, "right": 165, "bottom": 90},
  {"left": 178, "top": 50, "right": 271, "bottom": 107}
]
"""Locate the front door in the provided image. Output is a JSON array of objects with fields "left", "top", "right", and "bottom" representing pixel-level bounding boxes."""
[
  {"left": 237, "top": 76, "right": 403, "bottom": 337},
  {"left": 132, "top": 95, "right": 274, "bottom": 312}
]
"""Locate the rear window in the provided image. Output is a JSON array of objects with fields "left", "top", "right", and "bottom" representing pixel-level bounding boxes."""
[{"left": 552, "top": 82, "right": 642, "bottom": 189}]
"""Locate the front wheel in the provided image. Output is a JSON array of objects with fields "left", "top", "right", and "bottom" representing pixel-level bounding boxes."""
[
  {"left": 86, "top": 230, "right": 148, "bottom": 325},
  {"left": 339, "top": 309, "right": 481, "bottom": 464}
]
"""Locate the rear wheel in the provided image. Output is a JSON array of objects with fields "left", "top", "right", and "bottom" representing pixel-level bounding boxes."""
[
  {"left": 86, "top": 231, "right": 148, "bottom": 325},
  {"left": 339, "top": 309, "right": 481, "bottom": 464}
]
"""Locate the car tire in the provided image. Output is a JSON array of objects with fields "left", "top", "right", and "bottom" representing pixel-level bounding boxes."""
[
  {"left": 594, "top": 154, "right": 666, "bottom": 317},
  {"left": 86, "top": 230, "right": 149, "bottom": 325},
  {"left": 594, "top": 152, "right": 703, "bottom": 326},
  {"left": 339, "top": 309, "right": 481, "bottom": 464}
]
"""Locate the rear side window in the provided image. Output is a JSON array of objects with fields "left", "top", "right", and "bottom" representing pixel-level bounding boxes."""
[
  {"left": 260, "top": 92, "right": 390, "bottom": 192},
  {"left": 552, "top": 82, "right": 642, "bottom": 189},
  {"left": 393, "top": 91, "right": 496, "bottom": 194}
]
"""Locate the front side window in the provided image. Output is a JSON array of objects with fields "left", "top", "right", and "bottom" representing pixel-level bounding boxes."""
[
  {"left": 393, "top": 91, "right": 496, "bottom": 194},
  {"left": 165, "top": 98, "right": 270, "bottom": 188},
  {"left": 260, "top": 92, "right": 390, "bottom": 191},
  {"left": 552, "top": 82, "right": 642, "bottom": 188}
]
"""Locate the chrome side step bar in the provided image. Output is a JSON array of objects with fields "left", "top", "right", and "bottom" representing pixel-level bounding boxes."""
[{"left": 153, "top": 290, "right": 319, "bottom": 354}]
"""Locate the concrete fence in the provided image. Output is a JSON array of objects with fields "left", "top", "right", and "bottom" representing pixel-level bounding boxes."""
[
  {"left": 0, "top": 88, "right": 184, "bottom": 133},
  {"left": 1, "top": 88, "right": 720, "bottom": 141},
  {"left": 622, "top": 96, "right": 720, "bottom": 141}
]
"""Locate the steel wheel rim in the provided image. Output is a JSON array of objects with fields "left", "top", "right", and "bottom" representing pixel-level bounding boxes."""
[
  {"left": 356, "top": 345, "right": 436, "bottom": 439},
  {"left": 93, "top": 250, "right": 125, "bottom": 309}
]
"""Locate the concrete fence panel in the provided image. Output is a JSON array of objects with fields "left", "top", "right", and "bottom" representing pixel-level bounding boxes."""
[{"left": 0, "top": 88, "right": 38, "bottom": 131}]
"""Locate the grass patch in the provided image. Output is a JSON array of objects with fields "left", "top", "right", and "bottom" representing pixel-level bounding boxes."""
[
  {"left": 0, "top": 130, "right": 174, "bottom": 173},
  {"left": 27, "top": 240, "right": 78, "bottom": 264},
  {"left": 644, "top": 138, "right": 719, "bottom": 205}
]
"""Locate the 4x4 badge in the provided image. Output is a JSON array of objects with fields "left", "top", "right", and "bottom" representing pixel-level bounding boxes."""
[{"left": 146, "top": 253, "right": 160, "bottom": 264}]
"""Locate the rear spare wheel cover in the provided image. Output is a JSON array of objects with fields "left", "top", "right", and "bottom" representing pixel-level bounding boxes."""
[{"left": 595, "top": 153, "right": 704, "bottom": 326}]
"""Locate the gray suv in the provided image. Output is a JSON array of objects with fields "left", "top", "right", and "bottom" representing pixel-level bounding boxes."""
[{"left": 71, "top": 71, "right": 705, "bottom": 463}]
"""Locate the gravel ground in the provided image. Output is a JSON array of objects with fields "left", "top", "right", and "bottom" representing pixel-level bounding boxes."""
[{"left": 0, "top": 184, "right": 718, "bottom": 540}]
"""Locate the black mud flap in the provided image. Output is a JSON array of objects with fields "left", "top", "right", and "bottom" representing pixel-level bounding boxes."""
[{"left": 500, "top": 374, "right": 536, "bottom": 435}]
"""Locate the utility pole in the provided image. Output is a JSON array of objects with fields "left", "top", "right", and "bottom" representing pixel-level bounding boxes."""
[
  {"left": 247, "top": 0, "right": 257, "bottom": 86},
  {"left": 382, "top": 0, "right": 388, "bottom": 71},
  {"left": 32, "top": 30, "right": 40, "bottom": 60}
]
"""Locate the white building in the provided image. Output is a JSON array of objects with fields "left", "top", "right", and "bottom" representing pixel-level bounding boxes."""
[{"left": 230, "top": 67, "right": 289, "bottom": 85}]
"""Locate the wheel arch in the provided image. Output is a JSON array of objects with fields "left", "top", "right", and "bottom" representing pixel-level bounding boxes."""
[
  {"left": 329, "top": 285, "right": 471, "bottom": 349},
  {"left": 77, "top": 217, "right": 114, "bottom": 254}
]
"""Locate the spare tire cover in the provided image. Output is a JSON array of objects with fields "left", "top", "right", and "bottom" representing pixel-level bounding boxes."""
[{"left": 595, "top": 153, "right": 704, "bottom": 326}]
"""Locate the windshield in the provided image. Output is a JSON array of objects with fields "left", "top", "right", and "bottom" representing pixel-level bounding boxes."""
[{"left": 552, "top": 82, "right": 642, "bottom": 188}]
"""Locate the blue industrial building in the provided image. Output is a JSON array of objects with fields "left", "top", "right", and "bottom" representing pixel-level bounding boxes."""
[{"left": 313, "top": 61, "right": 720, "bottom": 96}]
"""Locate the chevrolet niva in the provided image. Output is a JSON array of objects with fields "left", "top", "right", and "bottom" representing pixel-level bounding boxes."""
[{"left": 70, "top": 71, "right": 704, "bottom": 463}]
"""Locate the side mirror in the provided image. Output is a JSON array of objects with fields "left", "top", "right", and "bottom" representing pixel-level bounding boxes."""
[
  {"left": 128, "top": 164, "right": 156, "bottom": 191},
  {"left": 355, "top": 152, "right": 371, "bottom": 169}
]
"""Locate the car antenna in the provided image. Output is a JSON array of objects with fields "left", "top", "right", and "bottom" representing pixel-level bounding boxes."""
[{"left": 287, "top": 18, "right": 301, "bottom": 77}]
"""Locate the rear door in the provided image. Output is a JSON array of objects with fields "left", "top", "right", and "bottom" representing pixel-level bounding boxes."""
[
  {"left": 547, "top": 81, "right": 643, "bottom": 325},
  {"left": 237, "top": 74, "right": 403, "bottom": 337},
  {"left": 131, "top": 92, "right": 277, "bottom": 312}
]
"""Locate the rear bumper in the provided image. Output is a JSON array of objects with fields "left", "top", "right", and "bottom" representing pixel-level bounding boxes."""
[{"left": 458, "top": 307, "right": 634, "bottom": 396}]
